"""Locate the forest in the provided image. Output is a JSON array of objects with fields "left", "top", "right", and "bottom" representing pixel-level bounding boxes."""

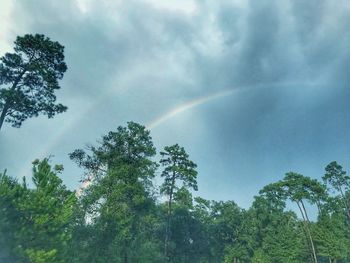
[
  {"left": 1, "top": 34, "right": 350, "bottom": 263},
  {"left": 1, "top": 121, "right": 350, "bottom": 262}
]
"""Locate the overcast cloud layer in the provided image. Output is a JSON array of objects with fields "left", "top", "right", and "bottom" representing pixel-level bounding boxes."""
[{"left": 1, "top": 0, "right": 350, "bottom": 207}]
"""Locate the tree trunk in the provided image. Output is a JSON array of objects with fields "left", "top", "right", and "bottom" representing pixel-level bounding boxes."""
[
  {"left": 123, "top": 241, "right": 128, "bottom": 263},
  {"left": 338, "top": 185, "right": 350, "bottom": 221},
  {"left": 164, "top": 191, "right": 172, "bottom": 260},
  {"left": 0, "top": 102, "right": 9, "bottom": 130},
  {"left": 123, "top": 250, "right": 128, "bottom": 263},
  {"left": 300, "top": 200, "right": 318, "bottom": 263},
  {"left": 164, "top": 173, "right": 176, "bottom": 260},
  {"left": 0, "top": 69, "right": 27, "bottom": 131},
  {"left": 296, "top": 201, "right": 318, "bottom": 263}
]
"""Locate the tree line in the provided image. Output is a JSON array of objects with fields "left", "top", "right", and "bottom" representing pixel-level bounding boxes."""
[{"left": 1, "top": 121, "right": 350, "bottom": 263}]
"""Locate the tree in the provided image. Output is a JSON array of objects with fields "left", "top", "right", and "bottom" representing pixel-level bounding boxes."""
[
  {"left": 0, "top": 170, "right": 25, "bottom": 262},
  {"left": 210, "top": 201, "right": 248, "bottom": 263},
  {"left": 323, "top": 161, "right": 350, "bottom": 221},
  {"left": 159, "top": 144, "right": 198, "bottom": 260},
  {"left": 258, "top": 212, "right": 306, "bottom": 263},
  {"left": 0, "top": 34, "right": 67, "bottom": 130},
  {"left": 164, "top": 187, "right": 199, "bottom": 263},
  {"left": 192, "top": 197, "right": 217, "bottom": 262},
  {"left": 18, "top": 159, "right": 77, "bottom": 263},
  {"left": 0, "top": 159, "right": 76, "bottom": 263},
  {"left": 314, "top": 213, "right": 350, "bottom": 263},
  {"left": 280, "top": 173, "right": 327, "bottom": 263},
  {"left": 247, "top": 197, "right": 307, "bottom": 263},
  {"left": 70, "top": 122, "right": 160, "bottom": 263}
]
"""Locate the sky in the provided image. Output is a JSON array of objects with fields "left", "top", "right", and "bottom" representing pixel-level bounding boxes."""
[{"left": 1, "top": 0, "right": 350, "bottom": 208}]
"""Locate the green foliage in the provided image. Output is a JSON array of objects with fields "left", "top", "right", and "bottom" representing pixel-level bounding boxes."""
[
  {"left": 0, "top": 171, "right": 24, "bottom": 262},
  {"left": 0, "top": 159, "right": 76, "bottom": 263},
  {"left": 159, "top": 143, "right": 198, "bottom": 260},
  {"left": 160, "top": 143, "right": 198, "bottom": 195},
  {"left": 25, "top": 249, "right": 58, "bottom": 263},
  {"left": 0, "top": 34, "right": 67, "bottom": 130},
  {"left": 259, "top": 215, "right": 305, "bottom": 263},
  {"left": 69, "top": 122, "right": 160, "bottom": 263},
  {"left": 2, "top": 121, "right": 350, "bottom": 262},
  {"left": 252, "top": 249, "right": 270, "bottom": 263},
  {"left": 19, "top": 159, "right": 76, "bottom": 262},
  {"left": 323, "top": 161, "right": 350, "bottom": 221},
  {"left": 314, "top": 213, "right": 350, "bottom": 262},
  {"left": 324, "top": 161, "right": 350, "bottom": 192}
]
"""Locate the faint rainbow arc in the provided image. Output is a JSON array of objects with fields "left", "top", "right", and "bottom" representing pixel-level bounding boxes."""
[
  {"left": 51, "top": 81, "right": 319, "bottom": 194},
  {"left": 146, "top": 89, "right": 235, "bottom": 130},
  {"left": 25, "top": 81, "right": 318, "bottom": 185},
  {"left": 76, "top": 88, "right": 238, "bottom": 195},
  {"left": 36, "top": 81, "right": 297, "bottom": 163},
  {"left": 20, "top": 87, "right": 238, "bottom": 180}
]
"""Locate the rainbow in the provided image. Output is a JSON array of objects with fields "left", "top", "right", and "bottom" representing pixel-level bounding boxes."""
[
  {"left": 144, "top": 80, "right": 311, "bottom": 129},
  {"left": 146, "top": 89, "right": 236, "bottom": 130},
  {"left": 21, "top": 81, "right": 318, "bottom": 188},
  {"left": 21, "top": 83, "right": 291, "bottom": 169},
  {"left": 38, "top": 86, "right": 243, "bottom": 162}
]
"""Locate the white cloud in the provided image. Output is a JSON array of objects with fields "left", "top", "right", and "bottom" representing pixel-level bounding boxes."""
[
  {"left": 0, "top": 0, "right": 15, "bottom": 53},
  {"left": 74, "top": 0, "right": 94, "bottom": 14},
  {"left": 143, "top": 0, "right": 198, "bottom": 14}
]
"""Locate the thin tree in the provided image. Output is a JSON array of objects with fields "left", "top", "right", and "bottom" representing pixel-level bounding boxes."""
[
  {"left": 282, "top": 172, "right": 326, "bottom": 263},
  {"left": 160, "top": 144, "right": 198, "bottom": 260},
  {"left": 323, "top": 161, "right": 350, "bottom": 221}
]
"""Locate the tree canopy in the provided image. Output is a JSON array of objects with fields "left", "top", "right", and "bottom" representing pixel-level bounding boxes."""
[
  {"left": 2, "top": 122, "right": 350, "bottom": 262},
  {"left": 0, "top": 34, "right": 67, "bottom": 130}
]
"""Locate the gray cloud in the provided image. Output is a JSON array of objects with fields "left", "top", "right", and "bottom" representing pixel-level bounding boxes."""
[{"left": 1, "top": 0, "right": 350, "bottom": 207}]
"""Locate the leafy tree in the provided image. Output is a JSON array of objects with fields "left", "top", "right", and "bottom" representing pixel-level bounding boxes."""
[
  {"left": 259, "top": 173, "right": 327, "bottom": 263},
  {"left": 164, "top": 187, "right": 195, "bottom": 262},
  {"left": 0, "top": 159, "right": 76, "bottom": 263},
  {"left": 0, "top": 171, "right": 24, "bottom": 262},
  {"left": 17, "top": 159, "right": 76, "bottom": 263},
  {"left": 192, "top": 197, "right": 217, "bottom": 262},
  {"left": 323, "top": 161, "right": 350, "bottom": 221},
  {"left": 209, "top": 201, "right": 248, "bottom": 263},
  {"left": 259, "top": 212, "right": 306, "bottom": 263},
  {"left": 246, "top": 195, "right": 289, "bottom": 258},
  {"left": 281, "top": 173, "right": 323, "bottom": 263},
  {"left": 0, "top": 34, "right": 67, "bottom": 130},
  {"left": 314, "top": 213, "right": 350, "bottom": 263},
  {"left": 159, "top": 143, "right": 198, "bottom": 260},
  {"left": 70, "top": 122, "right": 161, "bottom": 263}
]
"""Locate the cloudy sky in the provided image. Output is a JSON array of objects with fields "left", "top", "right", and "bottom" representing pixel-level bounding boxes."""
[{"left": 1, "top": 0, "right": 350, "bottom": 208}]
